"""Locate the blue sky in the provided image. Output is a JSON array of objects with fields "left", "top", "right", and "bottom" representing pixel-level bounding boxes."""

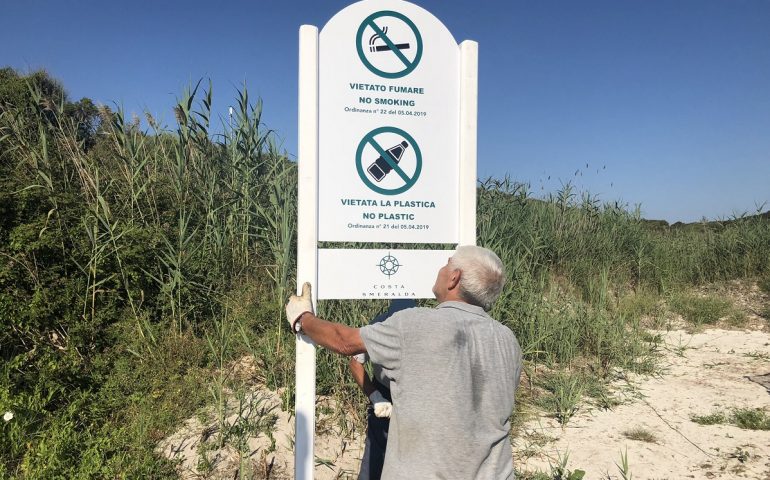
[{"left": 2, "top": 0, "right": 768, "bottom": 222}]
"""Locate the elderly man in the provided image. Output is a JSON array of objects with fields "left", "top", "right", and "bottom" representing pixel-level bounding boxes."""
[{"left": 286, "top": 245, "right": 522, "bottom": 479}]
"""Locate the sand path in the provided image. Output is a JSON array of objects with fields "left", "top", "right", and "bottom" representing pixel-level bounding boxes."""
[
  {"left": 160, "top": 327, "right": 770, "bottom": 479},
  {"left": 515, "top": 328, "right": 770, "bottom": 479}
]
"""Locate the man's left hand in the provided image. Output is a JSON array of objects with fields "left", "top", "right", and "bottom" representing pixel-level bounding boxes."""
[
  {"left": 369, "top": 391, "right": 392, "bottom": 418},
  {"left": 352, "top": 353, "right": 368, "bottom": 364}
]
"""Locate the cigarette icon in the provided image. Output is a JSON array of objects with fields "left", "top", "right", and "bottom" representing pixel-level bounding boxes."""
[{"left": 369, "top": 26, "right": 410, "bottom": 53}]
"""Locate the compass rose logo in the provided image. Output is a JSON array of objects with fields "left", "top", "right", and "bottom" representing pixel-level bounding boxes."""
[{"left": 377, "top": 253, "right": 402, "bottom": 279}]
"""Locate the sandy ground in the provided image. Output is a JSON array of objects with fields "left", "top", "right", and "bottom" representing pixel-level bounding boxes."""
[
  {"left": 160, "top": 326, "right": 770, "bottom": 479},
  {"left": 515, "top": 328, "right": 770, "bottom": 479},
  {"left": 160, "top": 282, "right": 770, "bottom": 479},
  {"left": 158, "top": 389, "right": 365, "bottom": 479}
]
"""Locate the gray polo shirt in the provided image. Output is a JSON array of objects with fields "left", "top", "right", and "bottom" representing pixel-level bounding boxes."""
[{"left": 360, "top": 301, "right": 522, "bottom": 480}]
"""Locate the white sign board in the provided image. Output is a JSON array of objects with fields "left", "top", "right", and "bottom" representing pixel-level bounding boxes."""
[
  {"left": 295, "top": 1, "right": 476, "bottom": 477},
  {"left": 317, "top": 249, "right": 453, "bottom": 299},
  {"left": 318, "top": 0, "right": 460, "bottom": 243}
]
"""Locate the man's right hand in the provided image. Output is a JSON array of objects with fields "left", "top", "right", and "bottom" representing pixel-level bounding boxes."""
[
  {"left": 285, "top": 282, "right": 313, "bottom": 333},
  {"left": 369, "top": 391, "right": 392, "bottom": 418}
]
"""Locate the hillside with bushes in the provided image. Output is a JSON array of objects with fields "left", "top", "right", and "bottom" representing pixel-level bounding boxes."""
[{"left": 1, "top": 69, "right": 768, "bottom": 478}]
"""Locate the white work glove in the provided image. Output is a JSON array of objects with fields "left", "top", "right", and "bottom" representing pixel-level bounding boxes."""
[
  {"left": 369, "top": 391, "right": 392, "bottom": 418},
  {"left": 352, "top": 352, "right": 369, "bottom": 364},
  {"left": 285, "top": 282, "right": 313, "bottom": 333}
]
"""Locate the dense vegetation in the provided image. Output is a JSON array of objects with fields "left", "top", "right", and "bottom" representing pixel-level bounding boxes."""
[{"left": 1, "top": 68, "right": 768, "bottom": 478}]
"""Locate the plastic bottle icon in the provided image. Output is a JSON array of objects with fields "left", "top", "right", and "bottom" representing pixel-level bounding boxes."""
[{"left": 367, "top": 141, "right": 409, "bottom": 182}]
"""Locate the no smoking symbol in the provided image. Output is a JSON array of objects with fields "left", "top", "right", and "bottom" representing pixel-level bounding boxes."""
[{"left": 356, "top": 10, "right": 423, "bottom": 79}]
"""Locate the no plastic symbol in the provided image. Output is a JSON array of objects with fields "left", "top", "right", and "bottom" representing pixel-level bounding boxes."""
[
  {"left": 356, "top": 126, "right": 422, "bottom": 196},
  {"left": 356, "top": 10, "right": 423, "bottom": 79}
]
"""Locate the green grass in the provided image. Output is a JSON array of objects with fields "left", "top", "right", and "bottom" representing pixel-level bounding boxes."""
[
  {"left": 619, "top": 290, "right": 665, "bottom": 327},
  {"left": 725, "top": 311, "right": 749, "bottom": 328},
  {"left": 581, "top": 374, "right": 622, "bottom": 410},
  {"left": 535, "top": 372, "right": 585, "bottom": 426},
  {"left": 669, "top": 294, "right": 733, "bottom": 326},
  {"left": 2, "top": 68, "right": 770, "bottom": 476},
  {"left": 743, "top": 351, "right": 770, "bottom": 360},
  {"left": 622, "top": 426, "right": 658, "bottom": 443},
  {"left": 691, "top": 411, "right": 729, "bottom": 425},
  {"left": 691, "top": 408, "right": 770, "bottom": 430},
  {"left": 758, "top": 275, "right": 770, "bottom": 294},
  {"left": 732, "top": 408, "right": 770, "bottom": 430},
  {"left": 517, "top": 450, "right": 586, "bottom": 480}
]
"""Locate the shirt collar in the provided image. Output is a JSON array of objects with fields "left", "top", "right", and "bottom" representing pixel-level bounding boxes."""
[{"left": 436, "top": 301, "right": 487, "bottom": 316}]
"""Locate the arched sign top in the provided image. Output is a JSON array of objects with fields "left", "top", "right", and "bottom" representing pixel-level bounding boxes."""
[
  {"left": 321, "top": 0, "right": 459, "bottom": 67},
  {"left": 317, "top": 0, "right": 463, "bottom": 244}
]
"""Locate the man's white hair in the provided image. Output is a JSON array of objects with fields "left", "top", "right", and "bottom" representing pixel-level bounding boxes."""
[{"left": 449, "top": 245, "right": 505, "bottom": 311}]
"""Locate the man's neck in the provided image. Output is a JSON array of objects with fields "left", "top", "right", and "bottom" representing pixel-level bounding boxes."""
[{"left": 436, "top": 291, "right": 466, "bottom": 304}]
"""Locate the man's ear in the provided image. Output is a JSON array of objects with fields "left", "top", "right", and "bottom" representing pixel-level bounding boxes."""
[{"left": 447, "top": 268, "right": 461, "bottom": 291}]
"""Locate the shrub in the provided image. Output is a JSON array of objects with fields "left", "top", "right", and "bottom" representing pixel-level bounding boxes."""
[
  {"left": 669, "top": 294, "right": 732, "bottom": 326},
  {"left": 732, "top": 408, "right": 770, "bottom": 430},
  {"left": 691, "top": 411, "right": 728, "bottom": 425},
  {"left": 622, "top": 426, "right": 658, "bottom": 443}
]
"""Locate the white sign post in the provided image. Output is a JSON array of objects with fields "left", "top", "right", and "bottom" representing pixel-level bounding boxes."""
[
  {"left": 296, "top": 1, "right": 477, "bottom": 477},
  {"left": 296, "top": 23, "right": 319, "bottom": 480}
]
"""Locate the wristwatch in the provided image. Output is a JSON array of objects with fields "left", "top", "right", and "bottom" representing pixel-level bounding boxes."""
[{"left": 292, "top": 312, "right": 309, "bottom": 334}]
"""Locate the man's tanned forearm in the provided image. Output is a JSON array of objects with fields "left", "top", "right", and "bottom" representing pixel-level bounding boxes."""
[{"left": 300, "top": 313, "right": 366, "bottom": 355}]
